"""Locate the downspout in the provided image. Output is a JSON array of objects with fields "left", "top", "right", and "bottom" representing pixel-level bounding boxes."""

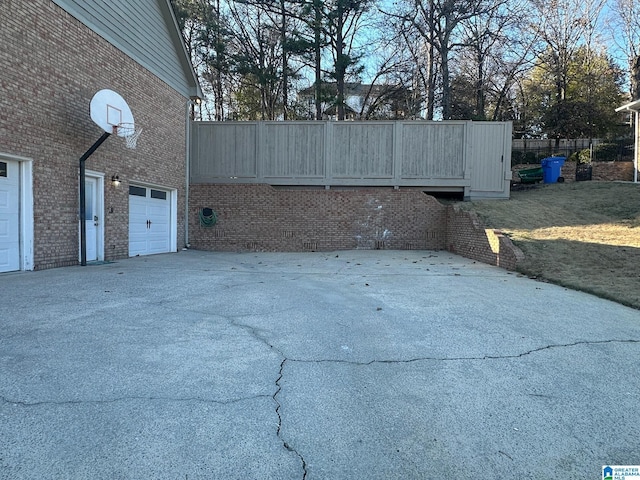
[
  {"left": 185, "top": 99, "right": 191, "bottom": 249},
  {"left": 635, "top": 110, "right": 639, "bottom": 184},
  {"left": 79, "top": 132, "right": 111, "bottom": 265}
]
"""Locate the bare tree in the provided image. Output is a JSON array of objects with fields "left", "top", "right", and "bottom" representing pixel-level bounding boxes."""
[
  {"left": 528, "top": 0, "right": 606, "bottom": 143},
  {"left": 609, "top": 0, "right": 640, "bottom": 99},
  {"left": 455, "top": 0, "right": 537, "bottom": 120},
  {"left": 171, "top": 0, "right": 234, "bottom": 120},
  {"left": 227, "top": 1, "right": 284, "bottom": 119},
  {"left": 386, "top": 0, "right": 497, "bottom": 119},
  {"left": 529, "top": 0, "right": 606, "bottom": 103},
  {"left": 324, "top": 0, "right": 373, "bottom": 120}
]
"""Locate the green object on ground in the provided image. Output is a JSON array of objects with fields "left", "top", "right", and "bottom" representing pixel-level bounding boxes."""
[{"left": 517, "top": 167, "right": 543, "bottom": 183}]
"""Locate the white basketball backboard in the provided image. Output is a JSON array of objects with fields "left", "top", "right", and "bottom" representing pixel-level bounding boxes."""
[{"left": 90, "top": 89, "right": 134, "bottom": 136}]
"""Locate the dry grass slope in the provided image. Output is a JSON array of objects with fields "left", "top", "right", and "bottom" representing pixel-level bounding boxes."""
[{"left": 458, "top": 182, "right": 640, "bottom": 310}]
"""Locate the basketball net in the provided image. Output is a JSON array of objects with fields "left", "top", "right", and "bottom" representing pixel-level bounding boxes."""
[{"left": 113, "top": 123, "right": 143, "bottom": 149}]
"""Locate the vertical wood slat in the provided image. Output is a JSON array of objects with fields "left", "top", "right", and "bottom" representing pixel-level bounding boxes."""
[
  {"left": 262, "top": 123, "right": 325, "bottom": 178},
  {"left": 331, "top": 123, "right": 394, "bottom": 178},
  {"left": 189, "top": 120, "right": 511, "bottom": 198}
]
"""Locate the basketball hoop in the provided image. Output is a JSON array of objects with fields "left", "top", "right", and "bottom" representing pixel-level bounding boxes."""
[{"left": 113, "top": 122, "right": 142, "bottom": 149}]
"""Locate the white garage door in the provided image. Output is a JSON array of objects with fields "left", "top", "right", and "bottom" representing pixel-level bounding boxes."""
[
  {"left": 0, "top": 160, "right": 20, "bottom": 273},
  {"left": 128, "top": 185, "right": 171, "bottom": 256}
]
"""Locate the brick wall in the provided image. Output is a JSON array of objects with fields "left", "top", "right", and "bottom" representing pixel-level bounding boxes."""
[
  {"left": 513, "top": 161, "right": 635, "bottom": 183},
  {"left": 188, "top": 185, "right": 448, "bottom": 252},
  {"left": 1, "top": 0, "right": 187, "bottom": 269},
  {"left": 445, "top": 205, "right": 524, "bottom": 271},
  {"left": 188, "top": 184, "right": 525, "bottom": 271}
]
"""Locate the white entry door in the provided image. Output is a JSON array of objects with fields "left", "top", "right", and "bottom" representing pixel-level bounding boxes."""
[
  {"left": 129, "top": 185, "right": 171, "bottom": 256},
  {"left": 0, "top": 160, "right": 20, "bottom": 273},
  {"left": 84, "top": 176, "right": 100, "bottom": 262}
]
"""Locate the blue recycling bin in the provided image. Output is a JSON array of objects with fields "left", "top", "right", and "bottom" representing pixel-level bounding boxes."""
[{"left": 541, "top": 156, "right": 566, "bottom": 183}]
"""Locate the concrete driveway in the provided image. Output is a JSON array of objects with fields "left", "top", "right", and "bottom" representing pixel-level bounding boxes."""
[{"left": 1, "top": 250, "right": 639, "bottom": 479}]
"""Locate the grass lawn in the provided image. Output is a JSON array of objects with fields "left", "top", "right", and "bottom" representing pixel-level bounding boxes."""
[{"left": 457, "top": 181, "right": 640, "bottom": 310}]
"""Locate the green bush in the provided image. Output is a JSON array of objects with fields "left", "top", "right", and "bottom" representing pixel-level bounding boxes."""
[
  {"left": 511, "top": 150, "right": 544, "bottom": 166},
  {"left": 593, "top": 143, "right": 629, "bottom": 162},
  {"left": 568, "top": 143, "right": 632, "bottom": 163},
  {"left": 569, "top": 149, "right": 592, "bottom": 164}
]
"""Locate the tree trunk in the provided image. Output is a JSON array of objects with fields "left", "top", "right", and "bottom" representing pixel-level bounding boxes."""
[
  {"left": 439, "top": 28, "right": 452, "bottom": 119},
  {"left": 426, "top": 0, "right": 436, "bottom": 120},
  {"left": 213, "top": 0, "right": 224, "bottom": 121},
  {"left": 476, "top": 52, "right": 485, "bottom": 119},
  {"left": 280, "top": 0, "right": 288, "bottom": 120},
  {"left": 336, "top": 4, "right": 346, "bottom": 121},
  {"left": 314, "top": 0, "right": 323, "bottom": 120},
  {"left": 215, "top": 70, "right": 223, "bottom": 121},
  {"left": 632, "top": 55, "right": 640, "bottom": 100}
]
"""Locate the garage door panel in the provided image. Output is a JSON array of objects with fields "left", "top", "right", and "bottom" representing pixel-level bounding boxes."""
[
  {"left": 148, "top": 204, "right": 167, "bottom": 216},
  {"left": 147, "top": 240, "right": 169, "bottom": 254},
  {"left": 0, "top": 216, "right": 18, "bottom": 257},
  {"left": 129, "top": 241, "right": 147, "bottom": 256},
  {"left": 0, "top": 218, "right": 9, "bottom": 236},
  {"left": 0, "top": 191, "right": 19, "bottom": 214},
  {"left": 0, "top": 244, "right": 19, "bottom": 270},
  {"left": 128, "top": 186, "right": 171, "bottom": 257},
  {"left": 0, "top": 160, "right": 20, "bottom": 272},
  {"left": 129, "top": 203, "right": 147, "bottom": 215},
  {"left": 129, "top": 215, "right": 148, "bottom": 227}
]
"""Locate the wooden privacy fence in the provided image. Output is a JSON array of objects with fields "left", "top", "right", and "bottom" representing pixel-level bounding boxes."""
[{"left": 190, "top": 120, "right": 513, "bottom": 199}]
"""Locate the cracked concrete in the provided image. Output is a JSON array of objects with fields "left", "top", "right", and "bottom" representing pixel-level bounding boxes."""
[
  {"left": 1, "top": 249, "right": 639, "bottom": 479},
  {"left": 275, "top": 359, "right": 308, "bottom": 480},
  {"left": 281, "top": 339, "right": 640, "bottom": 366}
]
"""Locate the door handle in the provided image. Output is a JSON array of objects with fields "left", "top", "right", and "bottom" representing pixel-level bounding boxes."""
[
  {"left": 93, "top": 215, "right": 98, "bottom": 226},
  {"left": 146, "top": 220, "right": 152, "bottom": 229}
]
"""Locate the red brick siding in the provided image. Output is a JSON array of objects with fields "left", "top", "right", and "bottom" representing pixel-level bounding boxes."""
[
  {"left": 513, "top": 161, "right": 635, "bottom": 183},
  {"left": 1, "top": 0, "right": 187, "bottom": 269},
  {"left": 188, "top": 185, "right": 448, "bottom": 252},
  {"left": 445, "top": 205, "right": 524, "bottom": 271},
  {"left": 188, "top": 184, "right": 525, "bottom": 271}
]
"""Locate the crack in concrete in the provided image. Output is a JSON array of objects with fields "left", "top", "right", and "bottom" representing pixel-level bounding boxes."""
[
  {"left": 225, "top": 317, "right": 307, "bottom": 479},
  {"left": 286, "top": 339, "right": 640, "bottom": 366},
  {"left": 0, "top": 394, "right": 272, "bottom": 408},
  {"left": 210, "top": 313, "right": 637, "bottom": 480},
  {"left": 274, "top": 358, "right": 308, "bottom": 480}
]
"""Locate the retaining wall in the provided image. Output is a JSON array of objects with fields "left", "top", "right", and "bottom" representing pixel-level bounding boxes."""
[
  {"left": 513, "top": 161, "right": 635, "bottom": 183},
  {"left": 188, "top": 184, "right": 524, "bottom": 271}
]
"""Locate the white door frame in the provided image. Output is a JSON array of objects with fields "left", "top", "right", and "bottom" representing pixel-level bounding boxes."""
[
  {"left": 128, "top": 182, "right": 178, "bottom": 254},
  {"left": 0, "top": 152, "right": 33, "bottom": 271},
  {"left": 81, "top": 170, "right": 105, "bottom": 262}
]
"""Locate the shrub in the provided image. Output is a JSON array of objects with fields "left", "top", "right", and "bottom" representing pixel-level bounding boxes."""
[
  {"left": 569, "top": 149, "right": 592, "bottom": 164},
  {"left": 511, "top": 150, "right": 543, "bottom": 166}
]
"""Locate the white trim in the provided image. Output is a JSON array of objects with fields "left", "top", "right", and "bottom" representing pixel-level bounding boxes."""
[
  {"left": 170, "top": 186, "right": 177, "bottom": 252},
  {"left": 83, "top": 170, "right": 105, "bottom": 262},
  {"left": 615, "top": 102, "right": 640, "bottom": 184},
  {"left": 129, "top": 181, "right": 178, "bottom": 253},
  {"left": 0, "top": 152, "right": 34, "bottom": 272}
]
